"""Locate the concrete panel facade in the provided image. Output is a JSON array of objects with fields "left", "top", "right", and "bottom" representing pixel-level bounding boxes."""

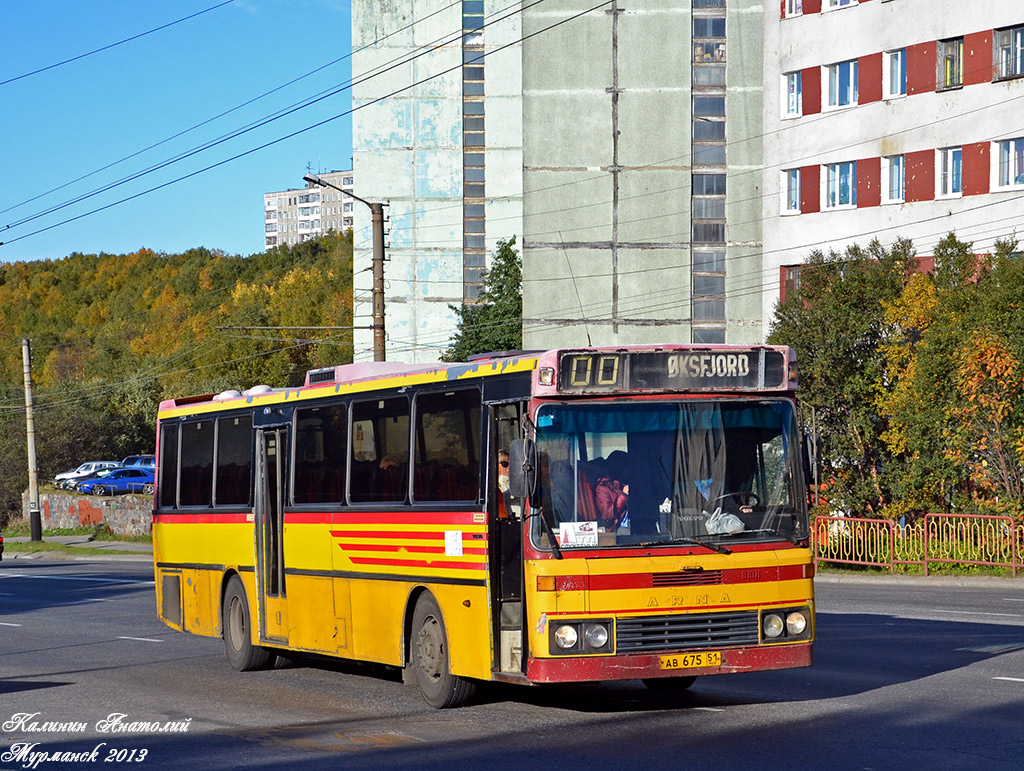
[
  {"left": 352, "top": 0, "right": 523, "bottom": 362},
  {"left": 523, "top": 1, "right": 765, "bottom": 349}
]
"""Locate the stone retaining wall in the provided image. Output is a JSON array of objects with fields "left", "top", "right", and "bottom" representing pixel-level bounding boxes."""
[{"left": 23, "top": 492, "right": 154, "bottom": 536}]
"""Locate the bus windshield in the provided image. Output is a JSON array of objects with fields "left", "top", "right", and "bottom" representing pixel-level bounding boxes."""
[{"left": 532, "top": 399, "right": 807, "bottom": 550}]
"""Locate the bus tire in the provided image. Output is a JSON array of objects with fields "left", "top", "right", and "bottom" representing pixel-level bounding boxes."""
[
  {"left": 223, "top": 576, "right": 274, "bottom": 672},
  {"left": 410, "top": 594, "right": 475, "bottom": 709},
  {"left": 642, "top": 676, "right": 697, "bottom": 693}
]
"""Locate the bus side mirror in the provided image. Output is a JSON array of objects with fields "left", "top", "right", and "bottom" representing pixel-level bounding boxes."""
[{"left": 508, "top": 439, "right": 536, "bottom": 499}]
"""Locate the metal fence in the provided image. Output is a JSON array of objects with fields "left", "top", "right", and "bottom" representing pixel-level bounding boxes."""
[{"left": 813, "top": 514, "right": 1023, "bottom": 577}]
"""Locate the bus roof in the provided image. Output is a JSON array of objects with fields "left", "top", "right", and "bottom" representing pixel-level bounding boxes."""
[{"left": 157, "top": 344, "right": 796, "bottom": 419}]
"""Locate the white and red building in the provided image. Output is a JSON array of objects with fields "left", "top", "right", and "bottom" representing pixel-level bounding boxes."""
[{"left": 763, "top": 0, "right": 1024, "bottom": 318}]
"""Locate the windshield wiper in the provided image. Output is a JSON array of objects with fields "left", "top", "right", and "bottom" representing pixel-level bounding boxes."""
[
  {"left": 742, "top": 528, "right": 802, "bottom": 546},
  {"left": 634, "top": 536, "right": 732, "bottom": 555}
]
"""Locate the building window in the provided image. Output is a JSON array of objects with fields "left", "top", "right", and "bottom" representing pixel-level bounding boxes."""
[
  {"left": 265, "top": 223, "right": 276, "bottom": 233},
  {"left": 997, "top": 138, "right": 1024, "bottom": 188},
  {"left": 937, "top": 147, "right": 962, "bottom": 197},
  {"left": 693, "top": 18, "right": 726, "bottom": 64},
  {"left": 784, "top": 0, "right": 802, "bottom": 18},
  {"left": 693, "top": 251, "right": 725, "bottom": 273},
  {"left": 827, "top": 0, "right": 855, "bottom": 8},
  {"left": 783, "top": 169, "right": 800, "bottom": 213},
  {"left": 825, "top": 161, "right": 857, "bottom": 208},
  {"left": 694, "top": 96, "right": 725, "bottom": 116},
  {"left": 693, "top": 223, "right": 725, "bottom": 242},
  {"left": 827, "top": 60, "right": 858, "bottom": 107},
  {"left": 693, "top": 299, "right": 726, "bottom": 322},
  {"left": 885, "top": 49, "right": 907, "bottom": 98},
  {"left": 693, "top": 174, "right": 726, "bottom": 195},
  {"left": 938, "top": 37, "right": 964, "bottom": 89},
  {"left": 883, "top": 155, "right": 905, "bottom": 203},
  {"left": 784, "top": 72, "right": 802, "bottom": 117},
  {"left": 995, "top": 26, "right": 1024, "bottom": 80},
  {"left": 693, "top": 65, "right": 726, "bottom": 86},
  {"left": 693, "top": 198, "right": 725, "bottom": 219}
]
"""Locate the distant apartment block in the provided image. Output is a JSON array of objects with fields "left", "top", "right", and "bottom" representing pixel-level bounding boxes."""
[{"left": 263, "top": 170, "right": 355, "bottom": 250}]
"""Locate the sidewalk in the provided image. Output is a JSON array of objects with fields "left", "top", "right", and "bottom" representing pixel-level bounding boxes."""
[{"left": 4, "top": 534, "right": 153, "bottom": 561}]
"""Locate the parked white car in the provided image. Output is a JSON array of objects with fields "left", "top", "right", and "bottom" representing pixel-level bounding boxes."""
[{"left": 54, "top": 461, "right": 122, "bottom": 490}]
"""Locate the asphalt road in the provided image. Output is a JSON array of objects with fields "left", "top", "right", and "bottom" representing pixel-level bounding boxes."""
[{"left": 1, "top": 559, "right": 1022, "bottom": 770}]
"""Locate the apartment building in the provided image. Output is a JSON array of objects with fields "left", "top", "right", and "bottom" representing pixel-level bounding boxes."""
[
  {"left": 263, "top": 169, "right": 355, "bottom": 250},
  {"left": 763, "top": 0, "right": 1024, "bottom": 325}
]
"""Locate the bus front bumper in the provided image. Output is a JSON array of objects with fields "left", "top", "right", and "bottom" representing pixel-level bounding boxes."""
[{"left": 526, "top": 642, "right": 812, "bottom": 683}]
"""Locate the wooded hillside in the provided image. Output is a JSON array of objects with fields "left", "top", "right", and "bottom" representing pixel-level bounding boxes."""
[{"left": 0, "top": 232, "right": 352, "bottom": 520}]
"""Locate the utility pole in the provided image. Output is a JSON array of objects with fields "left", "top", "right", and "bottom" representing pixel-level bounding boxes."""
[
  {"left": 22, "top": 339, "right": 41, "bottom": 541},
  {"left": 303, "top": 174, "right": 387, "bottom": 361}
]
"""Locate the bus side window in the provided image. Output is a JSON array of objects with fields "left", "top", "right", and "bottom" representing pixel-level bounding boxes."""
[
  {"left": 294, "top": 404, "right": 346, "bottom": 504},
  {"left": 413, "top": 389, "right": 481, "bottom": 503},
  {"left": 350, "top": 397, "right": 409, "bottom": 503},
  {"left": 159, "top": 423, "right": 179, "bottom": 509},
  {"left": 180, "top": 420, "right": 214, "bottom": 507}
]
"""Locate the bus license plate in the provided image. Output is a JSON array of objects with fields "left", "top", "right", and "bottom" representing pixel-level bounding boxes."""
[{"left": 660, "top": 651, "right": 722, "bottom": 670}]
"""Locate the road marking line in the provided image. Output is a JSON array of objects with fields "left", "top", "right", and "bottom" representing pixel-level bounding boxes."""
[
  {"left": 0, "top": 572, "right": 153, "bottom": 586},
  {"left": 693, "top": 707, "right": 724, "bottom": 712},
  {"left": 993, "top": 677, "right": 1024, "bottom": 683},
  {"left": 957, "top": 643, "right": 1024, "bottom": 654},
  {"left": 117, "top": 636, "right": 163, "bottom": 643},
  {"left": 0, "top": 592, "right": 15, "bottom": 596},
  {"left": 0, "top": 622, "right": 23, "bottom": 627},
  {"left": 1003, "top": 599, "right": 1024, "bottom": 602},
  {"left": 936, "top": 609, "right": 1020, "bottom": 618}
]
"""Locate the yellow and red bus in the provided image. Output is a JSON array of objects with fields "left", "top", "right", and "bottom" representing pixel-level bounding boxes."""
[{"left": 153, "top": 345, "right": 813, "bottom": 707}]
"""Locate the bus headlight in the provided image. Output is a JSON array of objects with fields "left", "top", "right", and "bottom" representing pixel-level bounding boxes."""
[
  {"left": 761, "top": 606, "right": 812, "bottom": 643},
  {"left": 554, "top": 625, "right": 578, "bottom": 649},
  {"left": 584, "top": 623, "right": 609, "bottom": 649},
  {"left": 786, "top": 611, "right": 808, "bottom": 636},
  {"left": 763, "top": 613, "right": 784, "bottom": 638}
]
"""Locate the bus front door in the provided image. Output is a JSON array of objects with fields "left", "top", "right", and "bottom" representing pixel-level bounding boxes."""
[
  {"left": 491, "top": 403, "right": 525, "bottom": 675},
  {"left": 255, "top": 427, "right": 288, "bottom": 643}
]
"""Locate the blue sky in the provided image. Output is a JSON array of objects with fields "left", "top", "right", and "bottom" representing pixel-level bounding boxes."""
[{"left": 0, "top": 0, "right": 353, "bottom": 263}]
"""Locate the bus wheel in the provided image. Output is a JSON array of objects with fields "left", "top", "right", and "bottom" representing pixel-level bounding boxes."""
[
  {"left": 223, "top": 576, "right": 274, "bottom": 672},
  {"left": 643, "top": 676, "right": 697, "bottom": 693},
  {"left": 410, "top": 594, "right": 475, "bottom": 708}
]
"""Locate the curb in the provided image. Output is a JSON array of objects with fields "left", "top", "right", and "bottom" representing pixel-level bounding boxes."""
[{"left": 815, "top": 572, "right": 1023, "bottom": 587}]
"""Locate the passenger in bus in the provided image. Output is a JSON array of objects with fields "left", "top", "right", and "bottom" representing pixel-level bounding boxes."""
[
  {"left": 595, "top": 450, "right": 630, "bottom": 531},
  {"left": 497, "top": 449, "right": 510, "bottom": 519},
  {"left": 497, "top": 449, "right": 510, "bottom": 493}
]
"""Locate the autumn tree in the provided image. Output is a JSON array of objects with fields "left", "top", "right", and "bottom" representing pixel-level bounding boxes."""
[{"left": 768, "top": 238, "right": 917, "bottom": 516}]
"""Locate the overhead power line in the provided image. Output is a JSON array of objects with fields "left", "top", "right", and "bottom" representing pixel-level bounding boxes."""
[
  {"left": 0, "top": 0, "right": 465, "bottom": 220},
  {"left": 1, "top": 0, "right": 536, "bottom": 236},
  {"left": 1, "top": 0, "right": 614, "bottom": 248},
  {"left": 0, "top": 1, "right": 237, "bottom": 88}
]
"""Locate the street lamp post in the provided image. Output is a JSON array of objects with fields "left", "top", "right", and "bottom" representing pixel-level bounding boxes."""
[{"left": 303, "top": 173, "right": 387, "bottom": 362}]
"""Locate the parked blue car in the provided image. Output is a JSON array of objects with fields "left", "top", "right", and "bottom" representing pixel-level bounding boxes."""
[{"left": 75, "top": 467, "right": 155, "bottom": 496}]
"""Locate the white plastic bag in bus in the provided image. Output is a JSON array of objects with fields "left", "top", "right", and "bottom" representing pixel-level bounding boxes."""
[{"left": 705, "top": 507, "right": 745, "bottom": 535}]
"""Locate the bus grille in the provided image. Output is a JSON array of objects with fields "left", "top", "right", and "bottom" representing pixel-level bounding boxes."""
[
  {"left": 651, "top": 570, "right": 722, "bottom": 587},
  {"left": 616, "top": 611, "right": 759, "bottom": 653}
]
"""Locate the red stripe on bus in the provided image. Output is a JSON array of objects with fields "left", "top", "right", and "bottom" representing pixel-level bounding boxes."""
[
  {"left": 348, "top": 556, "right": 487, "bottom": 570},
  {"left": 559, "top": 564, "right": 809, "bottom": 592},
  {"left": 152, "top": 513, "right": 250, "bottom": 525},
  {"left": 330, "top": 530, "right": 481, "bottom": 541},
  {"left": 332, "top": 511, "right": 483, "bottom": 525},
  {"left": 338, "top": 543, "right": 487, "bottom": 556},
  {"left": 284, "top": 512, "right": 334, "bottom": 524}
]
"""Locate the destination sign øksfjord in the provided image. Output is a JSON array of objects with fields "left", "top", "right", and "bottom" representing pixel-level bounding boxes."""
[{"left": 557, "top": 349, "right": 787, "bottom": 392}]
